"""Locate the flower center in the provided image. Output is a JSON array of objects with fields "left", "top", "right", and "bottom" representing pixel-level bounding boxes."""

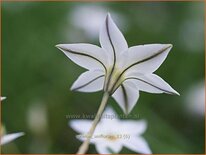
[
  {"left": 104, "top": 67, "right": 125, "bottom": 94},
  {"left": 105, "top": 134, "right": 118, "bottom": 142}
]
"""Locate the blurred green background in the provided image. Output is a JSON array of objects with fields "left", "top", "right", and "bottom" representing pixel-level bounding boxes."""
[{"left": 1, "top": 2, "right": 205, "bottom": 154}]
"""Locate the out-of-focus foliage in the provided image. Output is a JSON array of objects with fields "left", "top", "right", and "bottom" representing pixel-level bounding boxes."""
[{"left": 1, "top": 2, "right": 204, "bottom": 154}]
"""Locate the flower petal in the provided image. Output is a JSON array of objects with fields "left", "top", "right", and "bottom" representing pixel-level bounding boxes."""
[
  {"left": 112, "top": 81, "right": 139, "bottom": 114},
  {"left": 69, "top": 119, "right": 102, "bottom": 144},
  {"left": 95, "top": 141, "right": 122, "bottom": 154},
  {"left": 56, "top": 43, "right": 108, "bottom": 71},
  {"left": 1, "top": 132, "right": 24, "bottom": 145},
  {"left": 69, "top": 119, "right": 92, "bottom": 134},
  {"left": 108, "top": 142, "right": 122, "bottom": 153},
  {"left": 103, "top": 106, "right": 118, "bottom": 116},
  {"left": 122, "top": 136, "right": 152, "bottom": 154},
  {"left": 121, "top": 120, "right": 147, "bottom": 135},
  {"left": 99, "top": 13, "right": 128, "bottom": 65},
  {"left": 124, "top": 44, "right": 172, "bottom": 74},
  {"left": 1, "top": 97, "right": 6, "bottom": 101},
  {"left": 71, "top": 70, "right": 105, "bottom": 92},
  {"left": 125, "top": 73, "right": 179, "bottom": 95},
  {"left": 95, "top": 142, "right": 111, "bottom": 154},
  {"left": 100, "top": 107, "right": 120, "bottom": 125}
]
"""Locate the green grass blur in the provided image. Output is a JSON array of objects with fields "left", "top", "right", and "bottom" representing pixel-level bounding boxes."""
[{"left": 1, "top": 2, "right": 205, "bottom": 154}]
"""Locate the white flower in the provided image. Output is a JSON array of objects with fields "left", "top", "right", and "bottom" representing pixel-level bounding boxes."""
[
  {"left": 56, "top": 13, "right": 179, "bottom": 114},
  {"left": 186, "top": 81, "right": 205, "bottom": 117},
  {"left": 69, "top": 107, "right": 152, "bottom": 154},
  {"left": 70, "top": 6, "right": 125, "bottom": 40},
  {"left": 1, "top": 132, "right": 25, "bottom": 145},
  {"left": 0, "top": 97, "right": 24, "bottom": 145},
  {"left": 70, "top": 5, "right": 108, "bottom": 39}
]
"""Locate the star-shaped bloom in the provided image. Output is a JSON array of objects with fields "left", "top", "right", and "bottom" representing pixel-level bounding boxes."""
[
  {"left": 0, "top": 97, "right": 24, "bottom": 145},
  {"left": 70, "top": 107, "right": 151, "bottom": 154},
  {"left": 56, "top": 13, "right": 179, "bottom": 114}
]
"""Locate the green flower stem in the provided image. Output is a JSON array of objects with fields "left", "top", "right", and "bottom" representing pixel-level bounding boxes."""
[{"left": 77, "top": 91, "right": 110, "bottom": 154}]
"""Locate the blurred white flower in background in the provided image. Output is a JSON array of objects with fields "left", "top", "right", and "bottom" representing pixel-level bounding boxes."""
[
  {"left": 185, "top": 81, "right": 205, "bottom": 117},
  {"left": 0, "top": 97, "right": 24, "bottom": 145},
  {"left": 69, "top": 5, "right": 126, "bottom": 40},
  {"left": 69, "top": 107, "right": 152, "bottom": 154},
  {"left": 27, "top": 101, "right": 50, "bottom": 153},
  {"left": 27, "top": 102, "right": 48, "bottom": 134}
]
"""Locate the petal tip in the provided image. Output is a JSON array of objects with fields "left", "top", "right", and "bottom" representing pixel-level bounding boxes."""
[
  {"left": 171, "top": 89, "right": 180, "bottom": 96},
  {"left": 19, "top": 132, "right": 25, "bottom": 136},
  {"left": 68, "top": 120, "right": 74, "bottom": 127},
  {"left": 56, "top": 44, "right": 69, "bottom": 53},
  {"left": 166, "top": 44, "right": 173, "bottom": 49},
  {"left": 124, "top": 108, "right": 132, "bottom": 115},
  {"left": 70, "top": 86, "right": 75, "bottom": 91},
  {"left": 106, "top": 12, "right": 113, "bottom": 21},
  {"left": 55, "top": 44, "right": 62, "bottom": 49},
  {"left": 175, "top": 91, "right": 180, "bottom": 96},
  {"left": 1, "top": 97, "right": 6, "bottom": 101},
  {"left": 70, "top": 85, "right": 78, "bottom": 92}
]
